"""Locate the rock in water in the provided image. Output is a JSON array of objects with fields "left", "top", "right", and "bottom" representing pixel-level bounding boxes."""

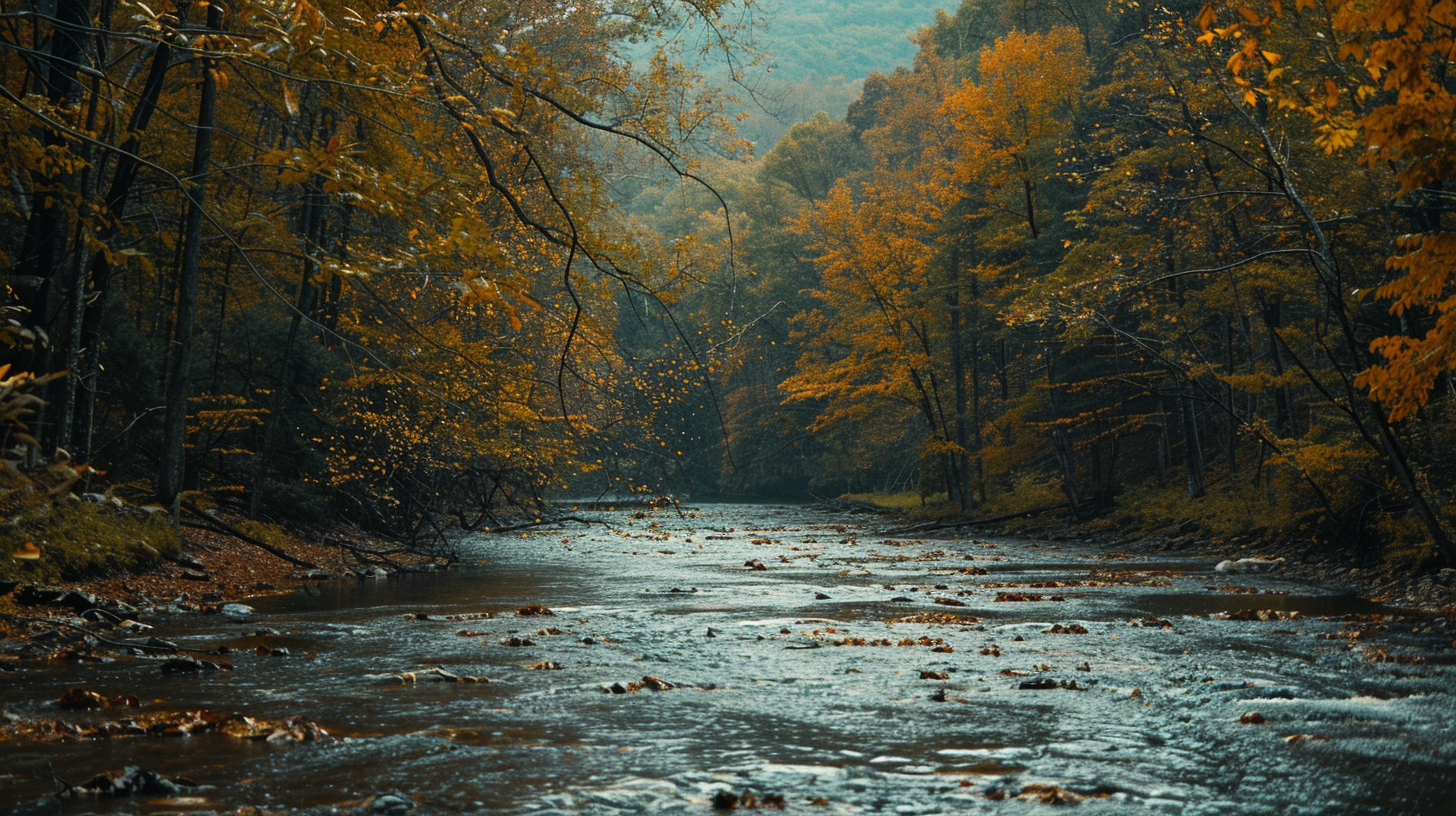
[
  {"left": 1215, "top": 557, "right": 1285, "bottom": 573},
  {"left": 369, "top": 793, "right": 415, "bottom": 814},
  {"left": 220, "top": 603, "right": 254, "bottom": 620},
  {"left": 76, "top": 767, "right": 191, "bottom": 797}
]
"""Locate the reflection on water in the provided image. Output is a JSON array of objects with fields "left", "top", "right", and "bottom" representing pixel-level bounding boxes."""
[{"left": 2, "top": 504, "right": 1454, "bottom": 815}]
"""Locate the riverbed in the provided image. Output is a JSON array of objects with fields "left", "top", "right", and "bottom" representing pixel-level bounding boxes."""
[{"left": 3, "top": 503, "right": 1454, "bottom": 814}]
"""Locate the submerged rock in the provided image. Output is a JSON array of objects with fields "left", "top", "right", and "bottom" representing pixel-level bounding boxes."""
[
  {"left": 75, "top": 766, "right": 194, "bottom": 797},
  {"left": 1215, "top": 557, "right": 1285, "bottom": 573}
]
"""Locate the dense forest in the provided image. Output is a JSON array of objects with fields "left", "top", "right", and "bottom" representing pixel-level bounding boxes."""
[
  {"left": 3, "top": 0, "right": 1456, "bottom": 574},
  {"left": 636, "top": 0, "right": 1456, "bottom": 570}
]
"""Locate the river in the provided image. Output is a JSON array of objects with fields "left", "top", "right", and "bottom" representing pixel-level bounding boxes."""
[{"left": 3, "top": 503, "right": 1454, "bottom": 814}]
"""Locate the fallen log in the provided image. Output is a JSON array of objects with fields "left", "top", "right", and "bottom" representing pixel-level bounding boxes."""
[
  {"left": 481, "top": 515, "right": 605, "bottom": 534},
  {"left": 880, "top": 503, "right": 1071, "bottom": 536}
]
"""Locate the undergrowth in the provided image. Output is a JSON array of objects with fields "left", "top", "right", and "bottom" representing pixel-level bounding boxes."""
[{"left": 1, "top": 501, "right": 179, "bottom": 583}]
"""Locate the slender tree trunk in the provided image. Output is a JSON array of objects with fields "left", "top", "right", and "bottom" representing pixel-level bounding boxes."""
[
  {"left": 157, "top": 3, "right": 222, "bottom": 506},
  {"left": 1155, "top": 402, "right": 1169, "bottom": 489},
  {"left": 75, "top": 35, "right": 178, "bottom": 464},
  {"left": 1224, "top": 313, "right": 1238, "bottom": 474},
  {"left": 948, "top": 245, "right": 970, "bottom": 511},
  {"left": 1179, "top": 387, "right": 1206, "bottom": 499},
  {"left": 251, "top": 179, "right": 324, "bottom": 517},
  {"left": 12, "top": 0, "right": 92, "bottom": 325},
  {"left": 1045, "top": 357, "right": 1082, "bottom": 517},
  {"left": 1263, "top": 300, "right": 1294, "bottom": 437}
]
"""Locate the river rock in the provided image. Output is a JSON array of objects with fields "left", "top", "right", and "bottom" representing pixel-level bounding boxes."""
[
  {"left": 76, "top": 766, "right": 193, "bottom": 797},
  {"left": 161, "top": 656, "right": 225, "bottom": 674},
  {"left": 1214, "top": 557, "right": 1285, "bottom": 573},
  {"left": 220, "top": 603, "right": 254, "bottom": 621},
  {"left": 174, "top": 553, "right": 206, "bottom": 570},
  {"left": 15, "top": 585, "right": 101, "bottom": 613},
  {"left": 367, "top": 793, "right": 415, "bottom": 814}
]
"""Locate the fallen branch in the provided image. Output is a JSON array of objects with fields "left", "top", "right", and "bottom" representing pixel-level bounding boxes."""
[
  {"left": 179, "top": 504, "right": 317, "bottom": 569},
  {"left": 1, "top": 614, "right": 189, "bottom": 655},
  {"left": 880, "top": 504, "right": 1071, "bottom": 536},
  {"left": 481, "top": 515, "right": 605, "bottom": 534}
]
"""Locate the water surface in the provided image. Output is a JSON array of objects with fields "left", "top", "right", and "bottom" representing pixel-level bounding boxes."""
[{"left": 2, "top": 504, "right": 1453, "bottom": 814}]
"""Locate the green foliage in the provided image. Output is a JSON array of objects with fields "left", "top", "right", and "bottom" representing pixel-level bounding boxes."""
[{"left": 1107, "top": 481, "right": 1312, "bottom": 541}]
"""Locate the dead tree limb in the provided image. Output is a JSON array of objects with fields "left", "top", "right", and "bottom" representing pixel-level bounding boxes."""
[
  {"left": 480, "top": 516, "right": 605, "bottom": 534},
  {"left": 880, "top": 504, "right": 1071, "bottom": 536},
  {"left": 179, "top": 503, "right": 317, "bottom": 568}
]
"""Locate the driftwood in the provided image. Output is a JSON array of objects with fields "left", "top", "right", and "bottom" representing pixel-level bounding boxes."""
[
  {"left": 179, "top": 503, "right": 317, "bottom": 569},
  {"left": 880, "top": 503, "right": 1071, "bottom": 536},
  {"left": 480, "top": 515, "right": 605, "bottom": 534}
]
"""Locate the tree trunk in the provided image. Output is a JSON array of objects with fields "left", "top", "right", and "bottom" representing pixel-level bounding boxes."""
[
  {"left": 948, "top": 245, "right": 971, "bottom": 511},
  {"left": 157, "top": 3, "right": 222, "bottom": 506},
  {"left": 1179, "top": 388, "right": 1206, "bottom": 499},
  {"left": 74, "top": 35, "right": 176, "bottom": 463},
  {"left": 251, "top": 178, "right": 325, "bottom": 517}
]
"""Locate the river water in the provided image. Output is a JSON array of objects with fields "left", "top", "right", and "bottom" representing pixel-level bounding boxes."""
[{"left": 3, "top": 503, "right": 1454, "bottom": 814}]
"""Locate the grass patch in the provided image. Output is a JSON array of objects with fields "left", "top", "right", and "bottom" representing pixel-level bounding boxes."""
[
  {"left": 1103, "top": 479, "right": 1321, "bottom": 541},
  {"left": 1, "top": 501, "right": 180, "bottom": 583},
  {"left": 844, "top": 491, "right": 961, "bottom": 518},
  {"left": 230, "top": 517, "right": 308, "bottom": 554}
]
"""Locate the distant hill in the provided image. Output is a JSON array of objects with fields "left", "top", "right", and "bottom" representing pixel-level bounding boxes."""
[
  {"left": 753, "top": 0, "right": 947, "bottom": 83},
  {"left": 734, "top": 0, "right": 951, "bottom": 148}
]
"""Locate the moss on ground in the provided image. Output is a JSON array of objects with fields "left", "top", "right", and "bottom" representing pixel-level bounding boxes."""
[{"left": 1, "top": 501, "right": 180, "bottom": 583}]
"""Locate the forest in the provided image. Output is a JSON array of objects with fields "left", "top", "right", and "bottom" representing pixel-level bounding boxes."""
[{"left": 2, "top": 0, "right": 1456, "bottom": 578}]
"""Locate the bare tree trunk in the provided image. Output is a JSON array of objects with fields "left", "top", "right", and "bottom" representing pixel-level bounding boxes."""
[
  {"left": 157, "top": 2, "right": 222, "bottom": 506},
  {"left": 948, "top": 245, "right": 971, "bottom": 511},
  {"left": 1179, "top": 388, "right": 1206, "bottom": 499},
  {"left": 251, "top": 178, "right": 324, "bottom": 517}
]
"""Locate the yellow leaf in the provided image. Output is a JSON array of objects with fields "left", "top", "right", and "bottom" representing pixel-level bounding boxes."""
[{"left": 282, "top": 82, "right": 300, "bottom": 119}]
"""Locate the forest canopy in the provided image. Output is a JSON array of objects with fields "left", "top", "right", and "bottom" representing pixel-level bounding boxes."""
[{"left": 3, "top": 0, "right": 1456, "bottom": 570}]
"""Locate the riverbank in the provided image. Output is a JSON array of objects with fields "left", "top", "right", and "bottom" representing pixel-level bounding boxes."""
[
  {"left": 944, "top": 512, "right": 1456, "bottom": 616},
  {"left": 76, "top": 520, "right": 445, "bottom": 608},
  {"left": 835, "top": 491, "right": 1456, "bottom": 615},
  {"left": 1, "top": 513, "right": 447, "bottom": 650}
]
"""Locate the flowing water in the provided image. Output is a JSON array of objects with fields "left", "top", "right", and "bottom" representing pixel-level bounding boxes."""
[{"left": 3, "top": 503, "right": 1455, "bottom": 814}]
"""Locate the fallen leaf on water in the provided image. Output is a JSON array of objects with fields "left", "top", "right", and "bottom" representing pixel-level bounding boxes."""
[
  {"left": 995, "top": 593, "right": 1043, "bottom": 602},
  {"left": 58, "top": 687, "right": 139, "bottom": 710},
  {"left": 1044, "top": 624, "right": 1089, "bottom": 635}
]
